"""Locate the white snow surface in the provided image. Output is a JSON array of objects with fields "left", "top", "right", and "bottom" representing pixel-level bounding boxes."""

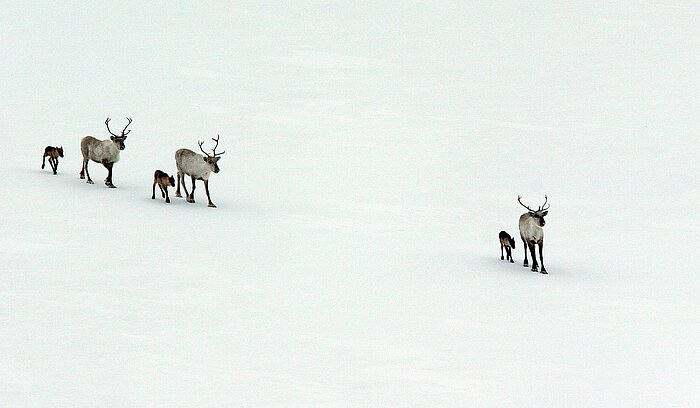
[{"left": 2, "top": 2, "right": 699, "bottom": 407}]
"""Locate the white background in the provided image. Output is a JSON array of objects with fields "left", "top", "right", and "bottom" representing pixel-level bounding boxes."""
[{"left": 2, "top": 2, "right": 698, "bottom": 406}]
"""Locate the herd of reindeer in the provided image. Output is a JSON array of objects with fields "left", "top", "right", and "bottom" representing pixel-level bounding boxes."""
[
  {"left": 42, "top": 117, "right": 552, "bottom": 273},
  {"left": 41, "top": 117, "right": 225, "bottom": 208}
]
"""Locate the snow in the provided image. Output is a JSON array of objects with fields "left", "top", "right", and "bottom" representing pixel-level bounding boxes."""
[{"left": 2, "top": 2, "right": 699, "bottom": 406}]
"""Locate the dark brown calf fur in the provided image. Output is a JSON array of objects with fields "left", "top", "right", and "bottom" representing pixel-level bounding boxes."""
[
  {"left": 499, "top": 231, "right": 516, "bottom": 263},
  {"left": 42, "top": 146, "right": 64, "bottom": 175},
  {"left": 152, "top": 170, "right": 176, "bottom": 203}
]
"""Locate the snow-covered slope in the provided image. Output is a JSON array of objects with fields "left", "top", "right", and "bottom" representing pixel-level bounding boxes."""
[{"left": 2, "top": 2, "right": 698, "bottom": 407}]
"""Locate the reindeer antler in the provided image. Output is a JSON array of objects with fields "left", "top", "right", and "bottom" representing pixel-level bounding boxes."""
[
  {"left": 121, "top": 117, "right": 133, "bottom": 136},
  {"left": 105, "top": 117, "right": 132, "bottom": 137},
  {"left": 105, "top": 118, "right": 118, "bottom": 137},
  {"left": 211, "top": 134, "right": 225, "bottom": 157},
  {"left": 540, "top": 195, "right": 550, "bottom": 211},
  {"left": 198, "top": 140, "right": 211, "bottom": 157},
  {"left": 518, "top": 195, "right": 536, "bottom": 212},
  {"left": 199, "top": 135, "right": 225, "bottom": 158}
]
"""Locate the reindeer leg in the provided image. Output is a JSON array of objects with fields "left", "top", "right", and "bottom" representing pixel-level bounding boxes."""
[
  {"left": 164, "top": 186, "right": 170, "bottom": 203},
  {"left": 152, "top": 182, "right": 156, "bottom": 199},
  {"left": 108, "top": 163, "right": 116, "bottom": 188},
  {"left": 538, "top": 242, "right": 547, "bottom": 274},
  {"left": 103, "top": 161, "right": 115, "bottom": 188},
  {"left": 159, "top": 184, "right": 166, "bottom": 198},
  {"left": 175, "top": 172, "right": 182, "bottom": 197},
  {"left": 181, "top": 174, "right": 191, "bottom": 202},
  {"left": 188, "top": 176, "right": 196, "bottom": 203},
  {"left": 528, "top": 242, "right": 538, "bottom": 272},
  {"left": 507, "top": 247, "right": 514, "bottom": 263},
  {"left": 204, "top": 179, "right": 216, "bottom": 208},
  {"left": 522, "top": 238, "right": 528, "bottom": 267},
  {"left": 501, "top": 244, "right": 504, "bottom": 260},
  {"left": 42, "top": 154, "right": 46, "bottom": 169},
  {"left": 51, "top": 158, "right": 58, "bottom": 175},
  {"left": 83, "top": 159, "right": 94, "bottom": 184}
]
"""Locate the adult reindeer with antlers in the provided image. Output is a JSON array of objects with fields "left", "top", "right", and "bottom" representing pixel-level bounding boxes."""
[
  {"left": 80, "top": 117, "right": 133, "bottom": 188},
  {"left": 517, "top": 195, "right": 550, "bottom": 274},
  {"left": 175, "top": 135, "right": 225, "bottom": 208}
]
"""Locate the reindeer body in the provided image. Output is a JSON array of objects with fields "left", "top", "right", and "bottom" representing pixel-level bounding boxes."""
[
  {"left": 79, "top": 117, "right": 132, "bottom": 188},
  {"left": 81, "top": 136, "right": 122, "bottom": 164},
  {"left": 175, "top": 136, "right": 224, "bottom": 208},
  {"left": 499, "top": 231, "right": 516, "bottom": 263},
  {"left": 42, "top": 146, "right": 64, "bottom": 175},
  {"left": 175, "top": 149, "right": 217, "bottom": 181},
  {"left": 518, "top": 195, "right": 549, "bottom": 274},
  {"left": 152, "top": 170, "right": 175, "bottom": 203}
]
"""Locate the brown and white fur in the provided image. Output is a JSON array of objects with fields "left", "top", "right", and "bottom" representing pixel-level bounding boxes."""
[
  {"left": 152, "top": 170, "right": 176, "bottom": 203},
  {"left": 42, "top": 146, "right": 64, "bottom": 175},
  {"left": 175, "top": 135, "right": 225, "bottom": 208},
  {"left": 518, "top": 195, "right": 550, "bottom": 274},
  {"left": 80, "top": 117, "right": 132, "bottom": 188},
  {"left": 499, "top": 231, "right": 516, "bottom": 263}
]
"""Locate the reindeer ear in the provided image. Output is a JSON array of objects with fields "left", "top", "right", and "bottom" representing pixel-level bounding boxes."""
[{"left": 542, "top": 211, "right": 548, "bottom": 216}]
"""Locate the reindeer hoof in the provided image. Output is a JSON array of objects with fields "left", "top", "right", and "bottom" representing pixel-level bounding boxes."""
[
  {"left": 208, "top": 203, "right": 217, "bottom": 208},
  {"left": 540, "top": 270, "right": 548, "bottom": 274},
  {"left": 510, "top": 260, "right": 514, "bottom": 263},
  {"left": 87, "top": 180, "right": 94, "bottom": 184},
  {"left": 166, "top": 198, "right": 170, "bottom": 203},
  {"left": 531, "top": 267, "right": 538, "bottom": 272},
  {"left": 175, "top": 193, "right": 182, "bottom": 198}
]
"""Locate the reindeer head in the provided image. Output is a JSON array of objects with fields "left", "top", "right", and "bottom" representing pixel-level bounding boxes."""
[
  {"left": 105, "top": 117, "right": 132, "bottom": 150},
  {"left": 57, "top": 146, "right": 64, "bottom": 157},
  {"left": 198, "top": 135, "right": 225, "bottom": 174},
  {"left": 168, "top": 175, "right": 176, "bottom": 187},
  {"left": 518, "top": 195, "right": 550, "bottom": 227}
]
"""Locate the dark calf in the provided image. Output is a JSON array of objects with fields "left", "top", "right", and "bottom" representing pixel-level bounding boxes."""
[
  {"left": 42, "top": 146, "right": 64, "bottom": 175},
  {"left": 152, "top": 170, "right": 176, "bottom": 203},
  {"left": 499, "top": 231, "right": 516, "bottom": 263}
]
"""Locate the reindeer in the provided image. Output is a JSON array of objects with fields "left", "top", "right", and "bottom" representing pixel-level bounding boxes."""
[
  {"left": 499, "top": 231, "right": 516, "bottom": 263},
  {"left": 41, "top": 146, "right": 64, "bottom": 175},
  {"left": 152, "top": 170, "right": 176, "bottom": 203},
  {"left": 175, "top": 135, "right": 225, "bottom": 208},
  {"left": 80, "top": 117, "right": 132, "bottom": 188},
  {"left": 517, "top": 195, "right": 550, "bottom": 274}
]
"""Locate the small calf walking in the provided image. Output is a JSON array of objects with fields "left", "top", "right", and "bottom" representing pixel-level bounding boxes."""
[
  {"left": 42, "top": 146, "right": 64, "bottom": 175},
  {"left": 152, "top": 170, "right": 176, "bottom": 203},
  {"left": 499, "top": 231, "right": 516, "bottom": 263}
]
